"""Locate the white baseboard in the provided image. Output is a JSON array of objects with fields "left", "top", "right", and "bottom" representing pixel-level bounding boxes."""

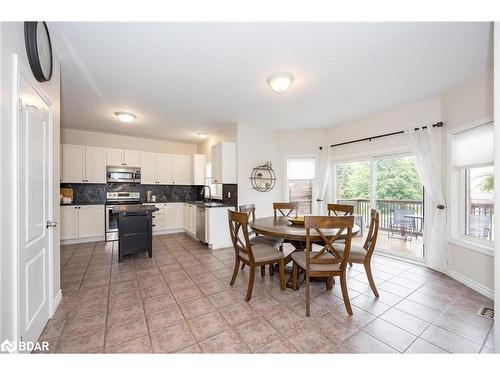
[
  {"left": 446, "top": 268, "right": 494, "bottom": 299},
  {"left": 153, "top": 228, "right": 185, "bottom": 235},
  {"left": 61, "top": 236, "right": 105, "bottom": 245},
  {"left": 61, "top": 230, "right": 195, "bottom": 246},
  {"left": 50, "top": 289, "right": 62, "bottom": 317}
]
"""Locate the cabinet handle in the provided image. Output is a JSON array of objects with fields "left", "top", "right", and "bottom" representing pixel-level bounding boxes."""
[{"left": 152, "top": 224, "right": 156, "bottom": 227}]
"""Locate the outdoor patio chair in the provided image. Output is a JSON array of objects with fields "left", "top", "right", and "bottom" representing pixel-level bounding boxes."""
[{"left": 388, "top": 208, "right": 416, "bottom": 241}]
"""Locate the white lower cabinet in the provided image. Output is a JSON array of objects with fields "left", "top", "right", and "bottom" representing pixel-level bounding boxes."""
[
  {"left": 153, "top": 205, "right": 166, "bottom": 232},
  {"left": 79, "top": 205, "right": 105, "bottom": 239},
  {"left": 60, "top": 205, "right": 104, "bottom": 241},
  {"left": 206, "top": 206, "right": 234, "bottom": 249},
  {"left": 145, "top": 203, "right": 184, "bottom": 233},
  {"left": 60, "top": 206, "right": 79, "bottom": 240},
  {"left": 166, "top": 203, "right": 184, "bottom": 230},
  {"left": 184, "top": 203, "right": 197, "bottom": 236}
]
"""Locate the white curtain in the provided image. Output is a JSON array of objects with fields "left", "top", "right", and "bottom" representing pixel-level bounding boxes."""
[
  {"left": 404, "top": 126, "right": 447, "bottom": 271},
  {"left": 314, "top": 146, "right": 332, "bottom": 215}
]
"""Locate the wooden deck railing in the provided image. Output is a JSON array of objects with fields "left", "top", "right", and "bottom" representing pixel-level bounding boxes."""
[
  {"left": 337, "top": 198, "right": 494, "bottom": 240},
  {"left": 337, "top": 198, "right": 424, "bottom": 232}
]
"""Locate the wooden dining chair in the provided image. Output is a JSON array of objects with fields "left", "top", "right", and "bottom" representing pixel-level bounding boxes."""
[
  {"left": 327, "top": 203, "right": 354, "bottom": 216},
  {"left": 341, "top": 209, "right": 380, "bottom": 297},
  {"left": 228, "top": 210, "right": 285, "bottom": 301},
  {"left": 291, "top": 215, "right": 354, "bottom": 316},
  {"left": 239, "top": 204, "right": 284, "bottom": 276},
  {"left": 273, "top": 202, "right": 298, "bottom": 219}
]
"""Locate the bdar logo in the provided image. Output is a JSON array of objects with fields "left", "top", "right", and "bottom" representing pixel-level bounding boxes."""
[{"left": 1, "top": 339, "right": 16, "bottom": 353}]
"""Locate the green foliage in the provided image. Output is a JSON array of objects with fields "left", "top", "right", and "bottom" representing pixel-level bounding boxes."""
[
  {"left": 336, "top": 158, "right": 423, "bottom": 201},
  {"left": 478, "top": 174, "right": 494, "bottom": 192}
]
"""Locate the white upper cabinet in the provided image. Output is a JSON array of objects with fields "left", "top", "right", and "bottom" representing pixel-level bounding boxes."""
[
  {"left": 191, "top": 154, "right": 206, "bottom": 185},
  {"left": 106, "top": 148, "right": 141, "bottom": 167},
  {"left": 172, "top": 155, "right": 190, "bottom": 185},
  {"left": 106, "top": 148, "right": 123, "bottom": 167},
  {"left": 140, "top": 152, "right": 158, "bottom": 184},
  {"left": 211, "top": 142, "right": 236, "bottom": 184},
  {"left": 62, "top": 144, "right": 105, "bottom": 183},
  {"left": 63, "top": 144, "right": 85, "bottom": 183},
  {"left": 157, "top": 153, "right": 173, "bottom": 184},
  {"left": 123, "top": 150, "right": 141, "bottom": 167},
  {"left": 85, "top": 147, "right": 106, "bottom": 183},
  {"left": 140, "top": 152, "right": 191, "bottom": 185}
]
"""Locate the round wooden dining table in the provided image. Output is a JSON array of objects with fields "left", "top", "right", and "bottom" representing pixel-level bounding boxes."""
[
  {"left": 249, "top": 216, "right": 360, "bottom": 247},
  {"left": 249, "top": 216, "right": 360, "bottom": 289}
]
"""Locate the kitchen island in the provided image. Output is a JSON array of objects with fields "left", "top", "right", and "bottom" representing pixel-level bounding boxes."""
[{"left": 112, "top": 205, "right": 159, "bottom": 262}]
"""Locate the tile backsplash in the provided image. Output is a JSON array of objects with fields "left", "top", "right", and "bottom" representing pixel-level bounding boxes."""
[
  {"left": 108, "top": 183, "right": 203, "bottom": 202},
  {"left": 60, "top": 183, "right": 237, "bottom": 205},
  {"left": 60, "top": 183, "right": 107, "bottom": 203}
]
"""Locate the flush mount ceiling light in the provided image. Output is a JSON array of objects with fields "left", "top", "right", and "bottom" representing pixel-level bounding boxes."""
[
  {"left": 114, "top": 111, "right": 136, "bottom": 123},
  {"left": 197, "top": 133, "right": 209, "bottom": 139},
  {"left": 267, "top": 72, "right": 294, "bottom": 93}
]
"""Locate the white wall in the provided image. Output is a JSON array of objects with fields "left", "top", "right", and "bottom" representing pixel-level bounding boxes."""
[
  {"left": 275, "top": 71, "right": 493, "bottom": 296},
  {"left": 0, "top": 22, "right": 61, "bottom": 343},
  {"left": 493, "top": 21, "right": 499, "bottom": 353},
  {"left": 197, "top": 125, "right": 237, "bottom": 161},
  {"left": 278, "top": 97, "right": 441, "bottom": 162},
  {"left": 237, "top": 123, "right": 283, "bottom": 218},
  {"left": 62, "top": 128, "right": 197, "bottom": 155},
  {"left": 325, "top": 97, "right": 442, "bottom": 158},
  {"left": 442, "top": 69, "right": 494, "bottom": 294}
]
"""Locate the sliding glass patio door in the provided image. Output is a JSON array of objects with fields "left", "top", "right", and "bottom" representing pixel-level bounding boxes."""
[
  {"left": 334, "top": 154, "right": 425, "bottom": 261},
  {"left": 374, "top": 155, "right": 424, "bottom": 259}
]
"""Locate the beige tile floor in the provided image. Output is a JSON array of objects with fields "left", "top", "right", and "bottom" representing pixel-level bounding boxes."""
[
  {"left": 38, "top": 233, "right": 495, "bottom": 354},
  {"left": 352, "top": 231, "right": 424, "bottom": 260}
]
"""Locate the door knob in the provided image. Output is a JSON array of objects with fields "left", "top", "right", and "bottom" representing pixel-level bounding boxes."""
[{"left": 46, "top": 220, "right": 58, "bottom": 228}]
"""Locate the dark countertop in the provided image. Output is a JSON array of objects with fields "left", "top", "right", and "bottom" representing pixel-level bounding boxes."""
[
  {"left": 60, "top": 202, "right": 106, "bottom": 206},
  {"left": 111, "top": 205, "right": 159, "bottom": 213},
  {"left": 60, "top": 200, "right": 234, "bottom": 208},
  {"left": 144, "top": 200, "right": 235, "bottom": 208}
]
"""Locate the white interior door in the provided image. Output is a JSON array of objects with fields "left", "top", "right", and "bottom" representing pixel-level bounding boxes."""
[{"left": 18, "top": 74, "right": 53, "bottom": 346}]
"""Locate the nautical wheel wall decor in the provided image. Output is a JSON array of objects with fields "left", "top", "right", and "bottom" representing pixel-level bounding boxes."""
[{"left": 250, "top": 161, "right": 276, "bottom": 192}]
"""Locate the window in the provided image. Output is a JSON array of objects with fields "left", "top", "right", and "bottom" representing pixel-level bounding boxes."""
[
  {"left": 450, "top": 121, "right": 494, "bottom": 249},
  {"left": 464, "top": 166, "right": 494, "bottom": 241},
  {"left": 286, "top": 158, "right": 316, "bottom": 214},
  {"left": 205, "top": 162, "right": 222, "bottom": 199}
]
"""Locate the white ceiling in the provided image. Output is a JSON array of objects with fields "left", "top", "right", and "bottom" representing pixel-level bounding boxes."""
[{"left": 49, "top": 22, "right": 492, "bottom": 144}]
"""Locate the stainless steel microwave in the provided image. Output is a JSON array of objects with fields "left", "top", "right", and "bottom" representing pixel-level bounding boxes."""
[{"left": 106, "top": 166, "right": 141, "bottom": 183}]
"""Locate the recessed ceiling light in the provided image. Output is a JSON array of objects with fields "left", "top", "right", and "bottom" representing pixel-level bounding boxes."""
[
  {"left": 267, "top": 72, "right": 294, "bottom": 93},
  {"left": 115, "top": 111, "right": 136, "bottom": 123},
  {"left": 197, "top": 133, "right": 209, "bottom": 139}
]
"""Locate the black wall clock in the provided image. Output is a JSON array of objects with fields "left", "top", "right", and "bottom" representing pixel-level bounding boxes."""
[{"left": 24, "top": 22, "right": 53, "bottom": 82}]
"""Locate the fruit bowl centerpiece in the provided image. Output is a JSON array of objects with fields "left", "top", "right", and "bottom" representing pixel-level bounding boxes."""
[{"left": 287, "top": 216, "right": 305, "bottom": 226}]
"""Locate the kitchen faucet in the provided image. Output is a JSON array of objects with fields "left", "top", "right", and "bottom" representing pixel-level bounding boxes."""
[{"left": 202, "top": 185, "right": 212, "bottom": 202}]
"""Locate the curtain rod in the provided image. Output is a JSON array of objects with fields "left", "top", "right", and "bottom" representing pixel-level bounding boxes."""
[{"left": 319, "top": 121, "right": 444, "bottom": 150}]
